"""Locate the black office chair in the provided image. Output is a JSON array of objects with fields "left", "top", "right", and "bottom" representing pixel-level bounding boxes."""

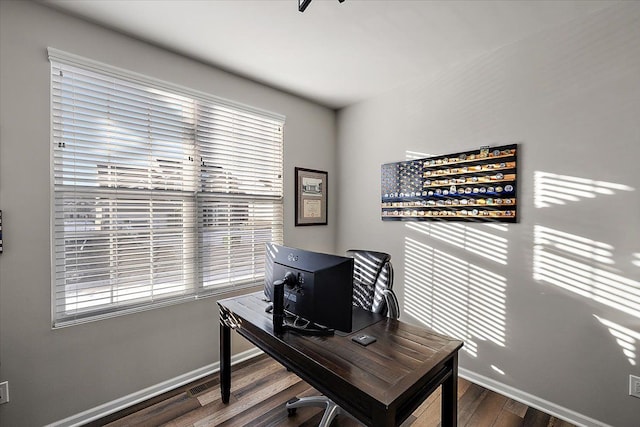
[
  {"left": 347, "top": 249, "right": 399, "bottom": 320},
  {"left": 286, "top": 249, "right": 400, "bottom": 426}
]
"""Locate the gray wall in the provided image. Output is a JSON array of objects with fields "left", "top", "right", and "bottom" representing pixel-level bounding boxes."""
[
  {"left": 336, "top": 3, "right": 640, "bottom": 427},
  {"left": 0, "top": 1, "right": 337, "bottom": 426},
  {"left": 3, "top": 1, "right": 640, "bottom": 426}
]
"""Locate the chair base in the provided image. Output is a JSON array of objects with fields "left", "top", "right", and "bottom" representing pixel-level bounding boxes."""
[{"left": 286, "top": 396, "right": 362, "bottom": 426}]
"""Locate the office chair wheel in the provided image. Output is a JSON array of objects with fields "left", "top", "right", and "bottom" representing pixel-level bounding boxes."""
[{"left": 286, "top": 397, "right": 299, "bottom": 416}]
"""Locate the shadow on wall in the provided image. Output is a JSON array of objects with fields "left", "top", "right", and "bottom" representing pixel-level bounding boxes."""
[
  {"left": 402, "top": 162, "right": 638, "bottom": 370},
  {"left": 533, "top": 171, "right": 638, "bottom": 366},
  {"left": 404, "top": 232, "right": 507, "bottom": 359}
]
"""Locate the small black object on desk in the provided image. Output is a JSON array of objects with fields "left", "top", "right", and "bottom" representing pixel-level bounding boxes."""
[{"left": 352, "top": 334, "right": 377, "bottom": 346}]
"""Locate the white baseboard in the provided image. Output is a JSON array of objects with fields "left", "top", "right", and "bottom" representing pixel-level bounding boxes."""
[
  {"left": 48, "top": 351, "right": 608, "bottom": 427},
  {"left": 459, "top": 368, "right": 610, "bottom": 427},
  {"left": 47, "top": 348, "right": 264, "bottom": 427}
]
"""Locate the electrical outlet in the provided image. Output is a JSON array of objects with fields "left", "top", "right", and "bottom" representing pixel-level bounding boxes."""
[
  {"left": 0, "top": 381, "right": 8, "bottom": 404},
  {"left": 630, "top": 375, "right": 640, "bottom": 399}
]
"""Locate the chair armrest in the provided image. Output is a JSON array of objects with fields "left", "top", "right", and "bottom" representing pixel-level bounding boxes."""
[{"left": 381, "top": 289, "right": 400, "bottom": 320}]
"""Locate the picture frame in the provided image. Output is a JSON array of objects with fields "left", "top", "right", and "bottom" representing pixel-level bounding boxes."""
[{"left": 295, "top": 167, "right": 328, "bottom": 226}]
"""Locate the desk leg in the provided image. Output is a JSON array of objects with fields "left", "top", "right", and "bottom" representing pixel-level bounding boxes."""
[
  {"left": 441, "top": 353, "right": 458, "bottom": 427},
  {"left": 220, "top": 322, "right": 231, "bottom": 404}
]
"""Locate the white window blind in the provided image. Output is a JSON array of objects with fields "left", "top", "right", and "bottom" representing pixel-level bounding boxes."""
[{"left": 49, "top": 48, "right": 284, "bottom": 327}]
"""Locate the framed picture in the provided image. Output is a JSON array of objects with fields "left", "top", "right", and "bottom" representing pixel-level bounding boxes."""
[
  {"left": 381, "top": 143, "right": 518, "bottom": 223},
  {"left": 295, "top": 167, "right": 327, "bottom": 226}
]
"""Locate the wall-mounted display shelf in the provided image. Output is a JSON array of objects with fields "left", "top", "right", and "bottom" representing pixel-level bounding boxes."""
[{"left": 381, "top": 144, "right": 518, "bottom": 222}]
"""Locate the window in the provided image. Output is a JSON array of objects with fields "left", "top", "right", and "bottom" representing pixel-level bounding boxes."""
[{"left": 49, "top": 49, "right": 284, "bottom": 327}]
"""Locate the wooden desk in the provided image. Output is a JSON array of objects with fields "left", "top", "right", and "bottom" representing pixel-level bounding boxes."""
[{"left": 218, "top": 292, "right": 463, "bottom": 427}]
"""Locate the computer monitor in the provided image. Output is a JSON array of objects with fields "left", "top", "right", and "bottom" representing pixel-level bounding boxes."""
[{"left": 264, "top": 243, "right": 354, "bottom": 333}]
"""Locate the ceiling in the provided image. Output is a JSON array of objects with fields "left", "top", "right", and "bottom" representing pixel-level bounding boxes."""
[{"left": 43, "top": 0, "right": 614, "bottom": 109}]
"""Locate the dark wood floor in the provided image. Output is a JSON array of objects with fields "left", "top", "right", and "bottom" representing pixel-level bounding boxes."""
[{"left": 88, "top": 354, "right": 575, "bottom": 427}]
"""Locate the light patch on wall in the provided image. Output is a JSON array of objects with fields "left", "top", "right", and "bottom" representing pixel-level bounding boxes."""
[
  {"left": 404, "top": 237, "right": 507, "bottom": 358},
  {"left": 594, "top": 315, "right": 640, "bottom": 366},
  {"left": 406, "top": 222, "right": 509, "bottom": 265},
  {"left": 491, "top": 365, "right": 506, "bottom": 375},
  {"left": 534, "top": 171, "right": 633, "bottom": 208},
  {"left": 405, "top": 150, "right": 433, "bottom": 161},
  {"left": 533, "top": 225, "right": 640, "bottom": 318},
  {"left": 633, "top": 253, "right": 640, "bottom": 268},
  {"left": 534, "top": 226, "right": 614, "bottom": 264}
]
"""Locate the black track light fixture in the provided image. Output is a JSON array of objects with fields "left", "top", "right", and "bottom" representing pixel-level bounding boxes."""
[{"left": 299, "top": 0, "right": 345, "bottom": 13}]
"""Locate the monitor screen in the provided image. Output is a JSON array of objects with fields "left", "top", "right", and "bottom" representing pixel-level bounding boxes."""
[{"left": 264, "top": 243, "right": 354, "bottom": 333}]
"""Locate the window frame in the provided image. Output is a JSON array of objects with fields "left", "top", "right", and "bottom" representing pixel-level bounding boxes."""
[{"left": 49, "top": 48, "right": 285, "bottom": 328}]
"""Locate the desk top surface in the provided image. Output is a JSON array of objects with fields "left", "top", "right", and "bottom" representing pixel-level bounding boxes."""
[{"left": 218, "top": 292, "right": 464, "bottom": 408}]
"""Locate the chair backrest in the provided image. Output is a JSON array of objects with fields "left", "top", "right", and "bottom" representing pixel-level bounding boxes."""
[{"left": 346, "top": 249, "right": 399, "bottom": 319}]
